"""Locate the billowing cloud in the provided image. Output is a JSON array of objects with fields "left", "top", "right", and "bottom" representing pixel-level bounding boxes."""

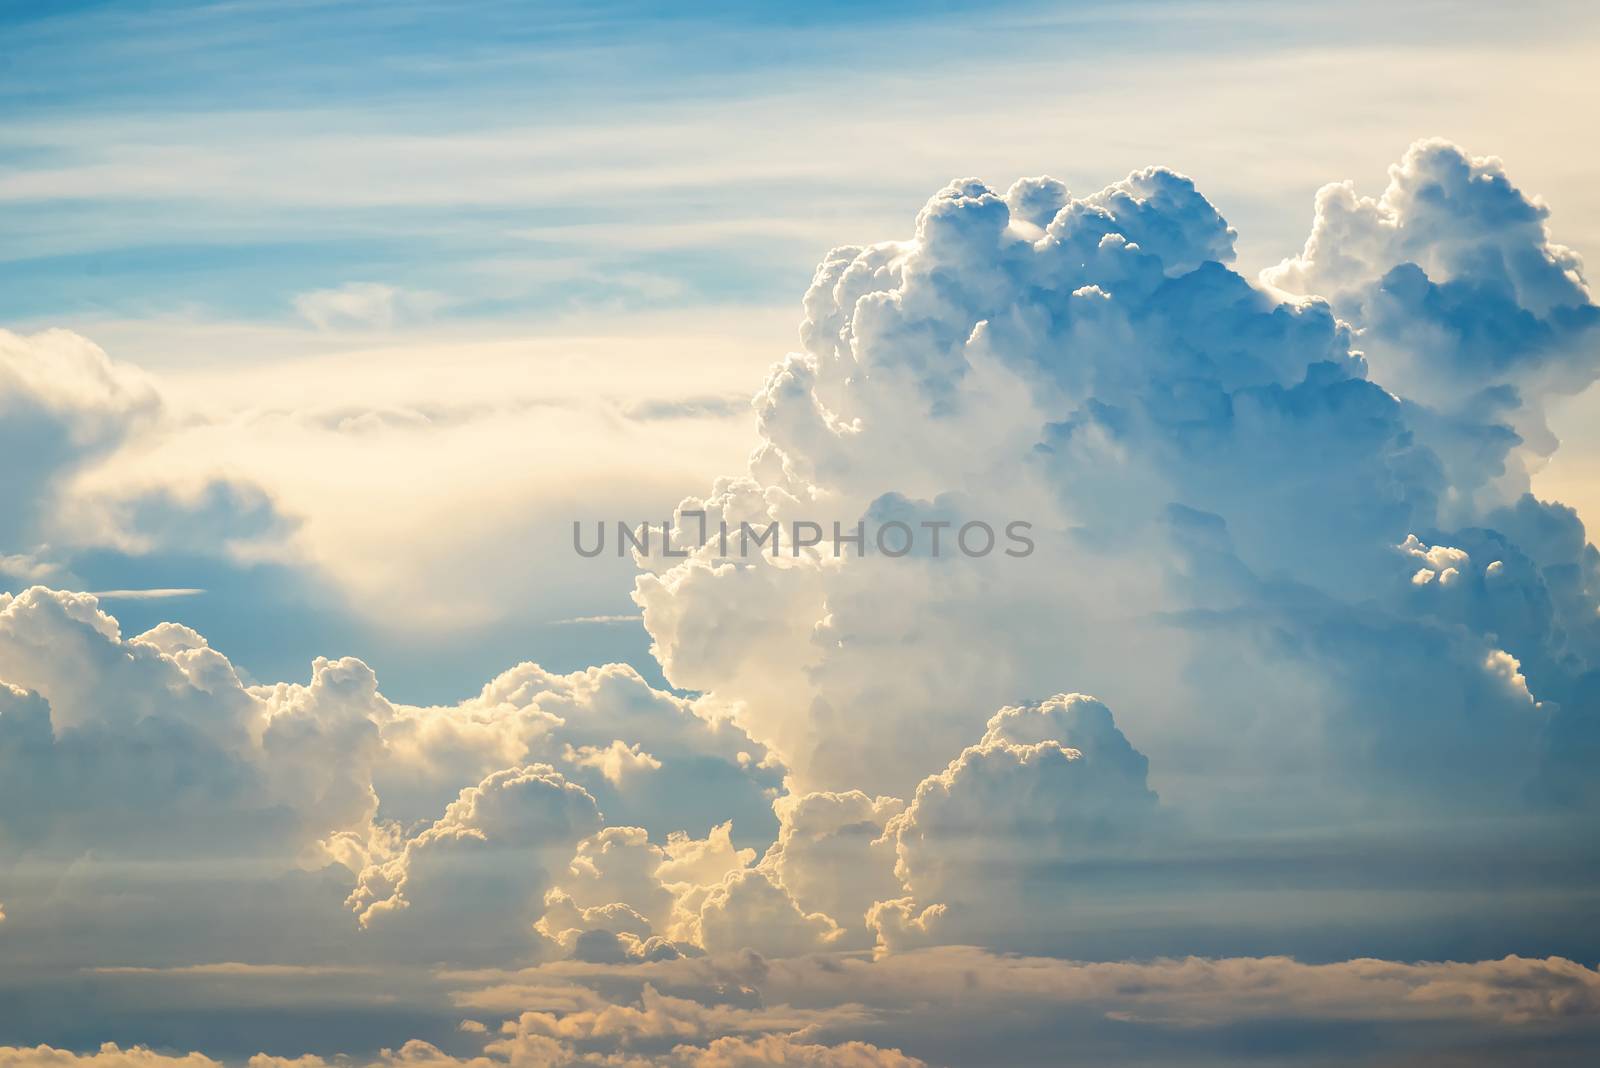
[
  {"left": 538, "top": 821, "right": 753, "bottom": 961},
  {"left": 347, "top": 765, "right": 603, "bottom": 963},
  {"left": 0, "top": 329, "right": 159, "bottom": 569},
  {"left": 0, "top": 588, "right": 368, "bottom": 860},
  {"left": 762, "top": 791, "right": 904, "bottom": 945},
  {"left": 0, "top": 589, "right": 783, "bottom": 973},
  {"left": 881, "top": 695, "right": 1158, "bottom": 951},
  {"left": 0, "top": 329, "right": 302, "bottom": 605},
  {"left": 375, "top": 661, "right": 783, "bottom": 838},
  {"left": 632, "top": 140, "right": 1600, "bottom": 844},
  {"left": 1265, "top": 139, "right": 1600, "bottom": 502},
  {"left": 693, "top": 868, "right": 843, "bottom": 959}
]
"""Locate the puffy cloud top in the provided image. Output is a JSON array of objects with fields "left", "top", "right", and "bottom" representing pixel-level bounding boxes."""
[
  {"left": 0, "top": 330, "right": 160, "bottom": 555},
  {"left": 634, "top": 142, "right": 1600, "bottom": 878}
]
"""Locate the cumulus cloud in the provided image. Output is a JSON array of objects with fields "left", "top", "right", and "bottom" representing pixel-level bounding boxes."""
[
  {"left": 0, "top": 590, "right": 782, "bottom": 971},
  {"left": 375, "top": 661, "right": 783, "bottom": 838},
  {"left": 632, "top": 140, "right": 1600, "bottom": 843},
  {"left": 1265, "top": 139, "right": 1600, "bottom": 503},
  {"left": 0, "top": 329, "right": 159, "bottom": 558},
  {"left": 537, "top": 821, "right": 752, "bottom": 959},
  {"left": 0, "top": 328, "right": 306, "bottom": 648},
  {"left": 694, "top": 868, "right": 843, "bottom": 959},
  {"left": 347, "top": 765, "right": 603, "bottom": 963},
  {"left": 633, "top": 157, "right": 1411, "bottom": 797},
  {"left": 763, "top": 791, "right": 904, "bottom": 945},
  {"left": 0, "top": 588, "right": 367, "bottom": 859},
  {"left": 873, "top": 694, "right": 1158, "bottom": 951}
]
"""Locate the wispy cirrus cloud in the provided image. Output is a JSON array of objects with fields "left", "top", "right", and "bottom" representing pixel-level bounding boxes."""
[
  {"left": 86, "top": 588, "right": 205, "bottom": 600},
  {"left": 549, "top": 614, "right": 644, "bottom": 625}
]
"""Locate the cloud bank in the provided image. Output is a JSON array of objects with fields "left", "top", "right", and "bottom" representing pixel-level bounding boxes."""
[{"left": 3, "top": 140, "right": 1600, "bottom": 1064}]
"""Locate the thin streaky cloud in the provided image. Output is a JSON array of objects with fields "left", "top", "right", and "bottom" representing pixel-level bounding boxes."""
[{"left": 89, "top": 588, "right": 206, "bottom": 600}]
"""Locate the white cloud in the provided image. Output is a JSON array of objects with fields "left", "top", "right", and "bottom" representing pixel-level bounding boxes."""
[
  {"left": 0, "top": 590, "right": 780, "bottom": 972},
  {"left": 375, "top": 661, "right": 783, "bottom": 837},
  {"left": 0, "top": 592, "right": 402, "bottom": 982},
  {"left": 0, "top": 329, "right": 160, "bottom": 552},
  {"left": 73, "top": 322, "right": 773, "bottom": 633},
  {"left": 1266, "top": 139, "right": 1600, "bottom": 512},
  {"left": 537, "top": 821, "right": 755, "bottom": 959},
  {"left": 877, "top": 695, "right": 1158, "bottom": 951},
  {"left": 562, "top": 741, "right": 663, "bottom": 787},
  {"left": 631, "top": 141, "right": 1600, "bottom": 842},
  {"left": 763, "top": 790, "right": 904, "bottom": 945},
  {"left": 347, "top": 764, "right": 602, "bottom": 962},
  {"left": 294, "top": 283, "right": 445, "bottom": 332},
  {"left": 85, "top": 587, "right": 206, "bottom": 600},
  {"left": 548, "top": 614, "right": 643, "bottom": 625},
  {"left": 694, "top": 869, "right": 843, "bottom": 959}
]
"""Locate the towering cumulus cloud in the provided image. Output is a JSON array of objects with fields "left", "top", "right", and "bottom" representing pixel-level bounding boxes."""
[
  {"left": 3, "top": 141, "right": 1600, "bottom": 1065},
  {"left": 1266, "top": 140, "right": 1600, "bottom": 506},
  {"left": 634, "top": 140, "right": 1600, "bottom": 834}
]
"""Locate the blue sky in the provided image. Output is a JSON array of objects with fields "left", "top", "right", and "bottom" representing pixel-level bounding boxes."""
[
  {"left": 5, "top": 3, "right": 1600, "bottom": 1066},
  {"left": 7, "top": 0, "right": 1595, "bottom": 334}
]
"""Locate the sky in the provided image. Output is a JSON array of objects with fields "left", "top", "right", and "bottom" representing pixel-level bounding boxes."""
[
  {"left": 4, "top": 2, "right": 1600, "bottom": 1066},
  {"left": 6, "top": 0, "right": 1600, "bottom": 702}
]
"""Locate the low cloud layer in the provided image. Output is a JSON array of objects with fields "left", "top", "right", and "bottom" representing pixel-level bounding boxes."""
[{"left": 6, "top": 949, "right": 1600, "bottom": 1067}]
